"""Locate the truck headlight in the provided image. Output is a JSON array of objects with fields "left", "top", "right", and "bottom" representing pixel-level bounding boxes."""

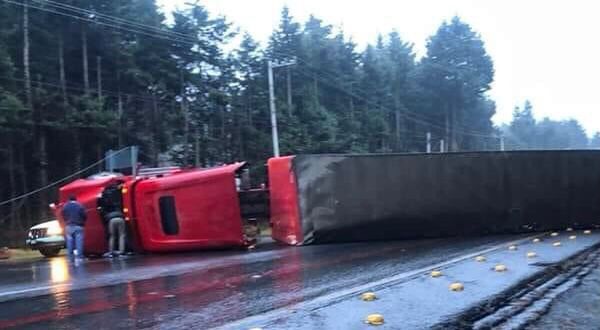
[{"left": 47, "top": 222, "right": 63, "bottom": 236}]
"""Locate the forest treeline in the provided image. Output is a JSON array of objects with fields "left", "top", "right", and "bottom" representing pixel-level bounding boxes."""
[{"left": 0, "top": 1, "right": 596, "bottom": 237}]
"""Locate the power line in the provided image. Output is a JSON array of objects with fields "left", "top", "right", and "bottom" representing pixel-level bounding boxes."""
[
  {"left": 4, "top": 0, "right": 218, "bottom": 49},
  {"left": 285, "top": 55, "right": 498, "bottom": 139},
  {"left": 292, "top": 66, "right": 499, "bottom": 140},
  {"left": 5, "top": 0, "right": 419, "bottom": 131},
  {"left": 0, "top": 75, "right": 289, "bottom": 132},
  {"left": 0, "top": 146, "right": 130, "bottom": 207},
  {"left": 0, "top": 74, "right": 230, "bottom": 110},
  {"left": 38, "top": 0, "right": 201, "bottom": 42},
  {"left": 39, "top": 0, "right": 184, "bottom": 37},
  {"left": 269, "top": 49, "right": 500, "bottom": 139},
  {"left": 3, "top": 0, "right": 194, "bottom": 46},
  {"left": 3, "top": 0, "right": 499, "bottom": 142}
]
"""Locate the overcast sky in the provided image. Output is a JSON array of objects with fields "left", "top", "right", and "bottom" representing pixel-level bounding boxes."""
[{"left": 159, "top": 0, "right": 600, "bottom": 135}]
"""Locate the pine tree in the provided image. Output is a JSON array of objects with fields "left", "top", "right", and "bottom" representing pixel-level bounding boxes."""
[
  {"left": 590, "top": 132, "right": 600, "bottom": 149},
  {"left": 233, "top": 33, "right": 270, "bottom": 165},
  {"left": 419, "top": 16, "right": 494, "bottom": 151},
  {"left": 508, "top": 101, "right": 536, "bottom": 149},
  {"left": 1, "top": 4, "right": 563, "bottom": 232}
]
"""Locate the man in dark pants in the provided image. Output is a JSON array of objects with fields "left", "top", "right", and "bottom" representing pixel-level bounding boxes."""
[
  {"left": 97, "top": 181, "right": 126, "bottom": 257},
  {"left": 62, "top": 195, "right": 87, "bottom": 261}
]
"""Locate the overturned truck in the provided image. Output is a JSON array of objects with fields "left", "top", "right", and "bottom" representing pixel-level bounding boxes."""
[
  {"left": 55, "top": 150, "right": 600, "bottom": 254},
  {"left": 269, "top": 151, "right": 600, "bottom": 245},
  {"left": 56, "top": 163, "right": 267, "bottom": 254}
]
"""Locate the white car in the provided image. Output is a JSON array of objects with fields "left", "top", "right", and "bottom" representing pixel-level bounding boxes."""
[{"left": 25, "top": 220, "right": 65, "bottom": 257}]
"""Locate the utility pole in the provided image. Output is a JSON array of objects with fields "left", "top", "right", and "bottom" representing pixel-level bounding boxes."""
[
  {"left": 195, "top": 126, "right": 200, "bottom": 167},
  {"left": 96, "top": 56, "right": 102, "bottom": 102},
  {"left": 349, "top": 81, "right": 355, "bottom": 120},
  {"left": 426, "top": 132, "right": 431, "bottom": 153},
  {"left": 267, "top": 61, "right": 278, "bottom": 157},
  {"left": 81, "top": 26, "right": 89, "bottom": 96},
  {"left": 267, "top": 58, "right": 296, "bottom": 157},
  {"left": 286, "top": 67, "right": 293, "bottom": 116}
]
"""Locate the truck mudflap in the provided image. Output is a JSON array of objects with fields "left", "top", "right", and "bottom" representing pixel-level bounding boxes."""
[
  {"left": 268, "top": 151, "right": 600, "bottom": 245},
  {"left": 131, "top": 163, "right": 248, "bottom": 252}
]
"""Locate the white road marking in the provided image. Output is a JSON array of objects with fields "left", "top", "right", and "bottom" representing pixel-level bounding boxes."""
[{"left": 0, "top": 283, "right": 70, "bottom": 298}]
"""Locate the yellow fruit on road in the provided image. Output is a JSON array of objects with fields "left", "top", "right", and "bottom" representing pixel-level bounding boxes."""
[
  {"left": 526, "top": 252, "right": 537, "bottom": 258},
  {"left": 475, "top": 255, "right": 486, "bottom": 262}
]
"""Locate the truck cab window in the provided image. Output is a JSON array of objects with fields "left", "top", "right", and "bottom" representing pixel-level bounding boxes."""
[{"left": 158, "top": 196, "right": 179, "bottom": 235}]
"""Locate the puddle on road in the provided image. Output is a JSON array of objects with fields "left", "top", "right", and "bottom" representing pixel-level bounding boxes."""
[{"left": 50, "top": 258, "right": 70, "bottom": 284}]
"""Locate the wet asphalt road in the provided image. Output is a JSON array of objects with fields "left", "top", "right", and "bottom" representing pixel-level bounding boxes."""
[
  {"left": 228, "top": 231, "right": 600, "bottom": 330},
  {"left": 527, "top": 259, "right": 600, "bottom": 330},
  {"left": 0, "top": 232, "right": 596, "bottom": 329}
]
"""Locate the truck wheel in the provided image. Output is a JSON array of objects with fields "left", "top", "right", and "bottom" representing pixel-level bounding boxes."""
[{"left": 39, "top": 247, "right": 61, "bottom": 258}]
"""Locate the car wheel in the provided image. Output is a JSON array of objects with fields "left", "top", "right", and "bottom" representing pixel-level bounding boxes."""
[{"left": 39, "top": 247, "right": 61, "bottom": 258}]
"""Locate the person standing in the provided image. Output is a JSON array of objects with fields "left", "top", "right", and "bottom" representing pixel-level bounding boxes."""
[
  {"left": 61, "top": 195, "right": 87, "bottom": 261},
  {"left": 97, "top": 182, "right": 126, "bottom": 257}
]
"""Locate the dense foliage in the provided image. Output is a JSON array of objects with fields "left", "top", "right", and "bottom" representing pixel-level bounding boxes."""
[
  {"left": 0, "top": 1, "right": 594, "bottom": 238},
  {"left": 503, "top": 101, "right": 589, "bottom": 150}
]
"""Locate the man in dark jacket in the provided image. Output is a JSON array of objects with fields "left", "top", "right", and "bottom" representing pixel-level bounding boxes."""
[
  {"left": 61, "top": 195, "right": 87, "bottom": 260},
  {"left": 97, "top": 181, "right": 126, "bottom": 257}
]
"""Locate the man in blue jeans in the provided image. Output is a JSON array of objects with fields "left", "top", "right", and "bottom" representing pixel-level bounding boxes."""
[{"left": 61, "top": 195, "right": 87, "bottom": 261}]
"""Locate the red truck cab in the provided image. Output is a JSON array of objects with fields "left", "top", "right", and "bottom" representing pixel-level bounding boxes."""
[
  {"left": 123, "top": 163, "right": 249, "bottom": 252},
  {"left": 54, "top": 163, "right": 259, "bottom": 256},
  {"left": 55, "top": 172, "right": 131, "bottom": 255}
]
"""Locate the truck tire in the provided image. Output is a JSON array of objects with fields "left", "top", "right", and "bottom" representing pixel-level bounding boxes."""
[{"left": 39, "top": 247, "right": 61, "bottom": 258}]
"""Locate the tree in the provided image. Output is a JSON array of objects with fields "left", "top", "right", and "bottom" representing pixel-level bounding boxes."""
[
  {"left": 0, "top": 5, "right": 28, "bottom": 233},
  {"left": 385, "top": 31, "right": 416, "bottom": 151},
  {"left": 507, "top": 100, "right": 536, "bottom": 149},
  {"left": 506, "top": 101, "right": 589, "bottom": 150},
  {"left": 1, "top": 4, "right": 520, "bottom": 237},
  {"left": 359, "top": 41, "right": 392, "bottom": 152},
  {"left": 419, "top": 16, "right": 495, "bottom": 151},
  {"left": 590, "top": 132, "right": 600, "bottom": 149},
  {"left": 233, "top": 33, "right": 270, "bottom": 165}
]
